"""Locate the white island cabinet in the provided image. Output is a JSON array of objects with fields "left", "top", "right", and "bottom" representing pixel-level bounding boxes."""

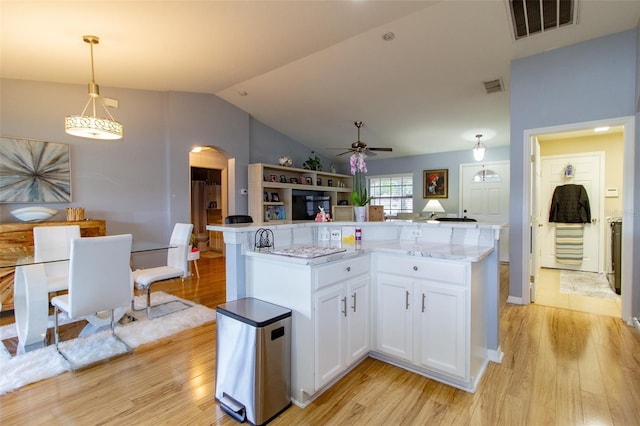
[
  {"left": 245, "top": 252, "right": 370, "bottom": 406},
  {"left": 372, "top": 253, "right": 486, "bottom": 390},
  {"left": 208, "top": 220, "right": 504, "bottom": 408}
]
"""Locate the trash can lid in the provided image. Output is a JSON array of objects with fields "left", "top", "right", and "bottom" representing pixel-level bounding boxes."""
[{"left": 216, "top": 297, "right": 291, "bottom": 327}]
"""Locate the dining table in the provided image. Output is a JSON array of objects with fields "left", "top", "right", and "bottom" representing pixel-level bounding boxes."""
[{"left": 2, "top": 239, "right": 173, "bottom": 353}]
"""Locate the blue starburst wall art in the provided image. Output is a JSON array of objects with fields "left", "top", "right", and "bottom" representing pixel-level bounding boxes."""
[{"left": 0, "top": 137, "right": 71, "bottom": 203}]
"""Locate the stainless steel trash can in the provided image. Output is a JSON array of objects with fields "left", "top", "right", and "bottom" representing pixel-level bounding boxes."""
[{"left": 215, "top": 298, "right": 291, "bottom": 425}]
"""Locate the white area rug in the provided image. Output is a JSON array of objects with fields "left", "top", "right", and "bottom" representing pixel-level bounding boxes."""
[
  {"left": 559, "top": 270, "right": 619, "bottom": 299},
  {"left": 0, "top": 292, "right": 216, "bottom": 395}
]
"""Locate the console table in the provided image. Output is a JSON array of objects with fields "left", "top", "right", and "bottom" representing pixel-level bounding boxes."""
[{"left": 0, "top": 220, "right": 106, "bottom": 312}]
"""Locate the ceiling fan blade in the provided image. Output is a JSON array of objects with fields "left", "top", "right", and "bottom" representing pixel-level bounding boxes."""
[
  {"left": 368, "top": 147, "right": 393, "bottom": 152},
  {"left": 336, "top": 150, "right": 353, "bottom": 156}
]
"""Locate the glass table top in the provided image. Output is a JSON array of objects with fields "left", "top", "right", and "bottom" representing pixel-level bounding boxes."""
[{"left": 0, "top": 240, "right": 174, "bottom": 269}]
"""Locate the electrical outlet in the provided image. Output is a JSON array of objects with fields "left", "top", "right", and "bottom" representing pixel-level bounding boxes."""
[{"left": 411, "top": 228, "right": 422, "bottom": 238}]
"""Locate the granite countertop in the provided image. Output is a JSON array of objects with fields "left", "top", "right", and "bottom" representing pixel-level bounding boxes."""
[{"left": 245, "top": 240, "right": 493, "bottom": 265}]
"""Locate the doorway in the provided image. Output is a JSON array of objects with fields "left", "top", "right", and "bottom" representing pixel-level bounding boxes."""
[
  {"left": 189, "top": 147, "right": 229, "bottom": 256},
  {"left": 191, "top": 167, "right": 223, "bottom": 253},
  {"left": 525, "top": 119, "right": 632, "bottom": 321},
  {"left": 460, "top": 161, "right": 510, "bottom": 262}
]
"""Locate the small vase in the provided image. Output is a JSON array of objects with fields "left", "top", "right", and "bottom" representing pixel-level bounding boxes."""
[{"left": 354, "top": 205, "right": 367, "bottom": 222}]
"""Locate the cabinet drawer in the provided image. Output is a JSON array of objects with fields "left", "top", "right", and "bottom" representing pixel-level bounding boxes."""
[
  {"left": 375, "top": 254, "right": 466, "bottom": 285},
  {"left": 314, "top": 256, "right": 370, "bottom": 289}
]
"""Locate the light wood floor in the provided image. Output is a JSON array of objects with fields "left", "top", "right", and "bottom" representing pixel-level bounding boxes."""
[
  {"left": 1, "top": 258, "right": 640, "bottom": 425},
  {"left": 535, "top": 267, "right": 622, "bottom": 317}
]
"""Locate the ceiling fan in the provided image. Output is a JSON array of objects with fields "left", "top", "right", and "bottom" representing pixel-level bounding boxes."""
[{"left": 336, "top": 121, "right": 393, "bottom": 156}]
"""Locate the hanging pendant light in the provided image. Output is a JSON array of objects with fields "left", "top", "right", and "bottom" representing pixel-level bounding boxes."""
[
  {"left": 472, "top": 134, "right": 485, "bottom": 161},
  {"left": 64, "top": 35, "right": 123, "bottom": 140}
]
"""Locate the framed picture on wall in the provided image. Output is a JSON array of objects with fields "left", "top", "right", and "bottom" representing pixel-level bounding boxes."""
[
  {"left": 0, "top": 137, "right": 72, "bottom": 202},
  {"left": 423, "top": 169, "right": 448, "bottom": 198}
]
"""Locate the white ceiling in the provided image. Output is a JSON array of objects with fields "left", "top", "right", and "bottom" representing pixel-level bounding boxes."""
[{"left": 2, "top": 1, "right": 639, "bottom": 160}]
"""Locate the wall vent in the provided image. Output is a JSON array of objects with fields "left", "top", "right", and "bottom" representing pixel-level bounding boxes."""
[
  {"left": 483, "top": 78, "right": 504, "bottom": 94},
  {"left": 508, "top": 0, "right": 577, "bottom": 40}
]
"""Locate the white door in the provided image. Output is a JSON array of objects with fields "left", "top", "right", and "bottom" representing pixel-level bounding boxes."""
[
  {"left": 414, "top": 281, "right": 466, "bottom": 379},
  {"left": 346, "top": 277, "right": 369, "bottom": 364},
  {"left": 314, "top": 284, "right": 345, "bottom": 389},
  {"left": 376, "top": 274, "right": 413, "bottom": 361},
  {"left": 530, "top": 138, "right": 541, "bottom": 302},
  {"left": 460, "top": 161, "right": 510, "bottom": 262},
  {"left": 539, "top": 152, "right": 603, "bottom": 273}
]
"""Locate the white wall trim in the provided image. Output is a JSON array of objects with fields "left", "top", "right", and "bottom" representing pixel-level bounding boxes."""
[{"left": 506, "top": 295, "right": 524, "bottom": 305}]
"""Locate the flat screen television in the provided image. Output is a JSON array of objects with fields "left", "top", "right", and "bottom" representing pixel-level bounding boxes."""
[{"left": 292, "top": 192, "right": 330, "bottom": 221}]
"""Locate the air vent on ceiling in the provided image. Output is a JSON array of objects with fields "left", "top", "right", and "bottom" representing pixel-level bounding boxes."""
[
  {"left": 483, "top": 78, "right": 504, "bottom": 94},
  {"left": 508, "top": 0, "right": 577, "bottom": 40}
]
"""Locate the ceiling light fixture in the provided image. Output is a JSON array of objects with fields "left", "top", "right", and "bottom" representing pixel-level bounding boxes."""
[
  {"left": 473, "top": 134, "right": 486, "bottom": 161},
  {"left": 594, "top": 126, "right": 610, "bottom": 132},
  {"left": 65, "top": 35, "right": 123, "bottom": 140}
]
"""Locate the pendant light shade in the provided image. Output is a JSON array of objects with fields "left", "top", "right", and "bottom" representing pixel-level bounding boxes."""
[
  {"left": 472, "top": 134, "right": 485, "bottom": 161},
  {"left": 65, "top": 35, "right": 123, "bottom": 140}
]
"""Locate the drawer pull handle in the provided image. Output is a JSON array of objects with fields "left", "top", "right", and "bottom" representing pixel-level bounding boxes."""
[
  {"left": 352, "top": 293, "right": 357, "bottom": 312},
  {"left": 413, "top": 266, "right": 418, "bottom": 271},
  {"left": 342, "top": 297, "right": 347, "bottom": 317},
  {"left": 346, "top": 266, "right": 351, "bottom": 272},
  {"left": 405, "top": 291, "right": 410, "bottom": 310},
  {"left": 422, "top": 293, "right": 426, "bottom": 312}
]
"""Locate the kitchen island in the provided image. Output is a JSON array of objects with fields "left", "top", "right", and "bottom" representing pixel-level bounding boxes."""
[{"left": 207, "top": 220, "right": 503, "bottom": 407}]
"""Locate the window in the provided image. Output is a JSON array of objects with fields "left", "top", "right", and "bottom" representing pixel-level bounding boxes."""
[
  {"left": 473, "top": 169, "right": 501, "bottom": 183},
  {"left": 368, "top": 174, "right": 413, "bottom": 216}
]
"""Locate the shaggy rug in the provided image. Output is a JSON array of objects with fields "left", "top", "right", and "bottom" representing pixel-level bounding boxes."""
[
  {"left": 559, "top": 270, "right": 619, "bottom": 300},
  {"left": 0, "top": 292, "right": 216, "bottom": 395}
]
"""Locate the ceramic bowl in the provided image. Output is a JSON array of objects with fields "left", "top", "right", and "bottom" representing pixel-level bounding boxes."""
[{"left": 10, "top": 206, "right": 58, "bottom": 222}]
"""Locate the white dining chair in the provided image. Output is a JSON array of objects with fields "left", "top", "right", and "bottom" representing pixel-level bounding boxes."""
[
  {"left": 33, "top": 225, "right": 81, "bottom": 293},
  {"left": 132, "top": 223, "right": 193, "bottom": 318},
  {"left": 51, "top": 234, "right": 133, "bottom": 369}
]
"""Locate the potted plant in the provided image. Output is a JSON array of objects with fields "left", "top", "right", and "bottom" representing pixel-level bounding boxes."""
[
  {"left": 302, "top": 151, "right": 322, "bottom": 171},
  {"left": 350, "top": 152, "right": 371, "bottom": 221}
]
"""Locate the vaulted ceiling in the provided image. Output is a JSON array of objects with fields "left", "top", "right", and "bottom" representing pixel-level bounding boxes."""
[{"left": 2, "top": 1, "right": 639, "bottom": 159}]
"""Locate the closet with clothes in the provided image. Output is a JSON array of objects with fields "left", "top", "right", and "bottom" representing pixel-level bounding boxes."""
[{"left": 548, "top": 183, "right": 591, "bottom": 266}]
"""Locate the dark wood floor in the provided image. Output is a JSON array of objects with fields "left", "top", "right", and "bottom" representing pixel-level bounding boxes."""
[{"left": 1, "top": 256, "right": 640, "bottom": 425}]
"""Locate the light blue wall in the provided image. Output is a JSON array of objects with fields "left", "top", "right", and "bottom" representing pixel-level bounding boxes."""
[
  {"left": 249, "top": 119, "right": 340, "bottom": 173},
  {"left": 510, "top": 30, "right": 638, "bottom": 311},
  {"left": 166, "top": 91, "right": 251, "bottom": 219},
  {"left": 0, "top": 79, "right": 289, "bottom": 268},
  {"left": 366, "top": 146, "right": 510, "bottom": 215}
]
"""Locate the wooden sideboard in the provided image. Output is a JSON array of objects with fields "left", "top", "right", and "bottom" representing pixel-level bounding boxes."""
[{"left": 0, "top": 220, "right": 106, "bottom": 312}]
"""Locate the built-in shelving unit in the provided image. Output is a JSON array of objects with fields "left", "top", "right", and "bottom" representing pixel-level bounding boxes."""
[{"left": 248, "top": 163, "right": 353, "bottom": 225}]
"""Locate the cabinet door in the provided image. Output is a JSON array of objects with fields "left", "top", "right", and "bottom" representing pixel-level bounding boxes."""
[
  {"left": 415, "top": 281, "right": 467, "bottom": 378},
  {"left": 376, "top": 273, "right": 413, "bottom": 361},
  {"left": 314, "top": 285, "right": 346, "bottom": 389},
  {"left": 346, "top": 277, "right": 369, "bottom": 365}
]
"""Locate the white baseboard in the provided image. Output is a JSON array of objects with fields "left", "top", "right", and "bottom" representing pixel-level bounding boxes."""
[
  {"left": 506, "top": 295, "right": 524, "bottom": 305},
  {"left": 488, "top": 346, "right": 504, "bottom": 364},
  {"left": 633, "top": 317, "right": 640, "bottom": 334}
]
